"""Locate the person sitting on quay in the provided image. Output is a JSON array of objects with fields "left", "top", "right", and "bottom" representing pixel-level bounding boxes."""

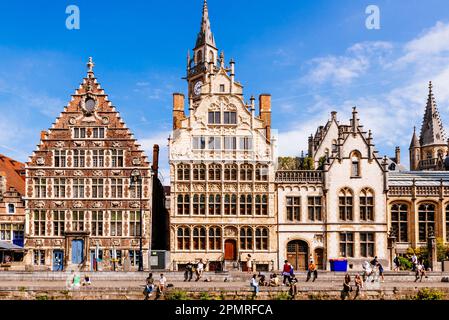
[
  {"left": 195, "top": 259, "right": 205, "bottom": 282},
  {"left": 269, "top": 273, "right": 280, "bottom": 287},
  {"left": 184, "top": 261, "right": 193, "bottom": 282},
  {"left": 341, "top": 274, "right": 352, "bottom": 300},
  {"left": 82, "top": 274, "right": 92, "bottom": 286},
  {"left": 288, "top": 276, "right": 298, "bottom": 299},
  {"left": 250, "top": 274, "right": 259, "bottom": 297},
  {"left": 306, "top": 260, "right": 318, "bottom": 282}
]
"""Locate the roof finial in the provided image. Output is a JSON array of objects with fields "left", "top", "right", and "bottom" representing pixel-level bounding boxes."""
[{"left": 87, "top": 57, "right": 95, "bottom": 75}]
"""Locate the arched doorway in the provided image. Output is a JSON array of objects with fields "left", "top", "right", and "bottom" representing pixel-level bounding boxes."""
[
  {"left": 287, "top": 240, "right": 308, "bottom": 271},
  {"left": 314, "top": 248, "right": 324, "bottom": 270}
]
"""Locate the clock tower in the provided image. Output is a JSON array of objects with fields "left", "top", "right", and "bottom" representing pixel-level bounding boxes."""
[{"left": 186, "top": 0, "right": 219, "bottom": 100}]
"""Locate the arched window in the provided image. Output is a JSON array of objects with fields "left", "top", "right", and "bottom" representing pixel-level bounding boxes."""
[
  {"left": 177, "top": 164, "right": 190, "bottom": 181},
  {"left": 7, "top": 204, "right": 15, "bottom": 214},
  {"left": 224, "top": 164, "right": 237, "bottom": 181},
  {"left": 255, "top": 195, "right": 268, "bottom": 216},
  {"left": 360, "top": 188, "right": 374, "bottom": 221},
  {"left": 255, "top": 227, "right": 269, "bottom": 250},
  {"left": 193, "top": 164, "right": 206, "bottom": 181},
  {"left": 196, "top": 50, "right": 202, "bottom": 63},
  {"left": 350, "top": 151, "right": 361, "bottom": 177},
  {"left": 256, "top": 164, "right": 269, "bottom": 181},
  {"left": 209, "top": 50, "right": 214, "bottom": 63},
  {"left": 224, "top": 194, "right": 237, "bottom": 215},
  {"left": 177, "top": 194, "right": 190, "bottom": 215},
  {"left": 209, "top": 227, "right": 222, "bottom": 250},
  {"left": 418, "top": 203, "right": 435, "bottom": 242},
  {"left": 240, "top": 164, "right": 253, "bottom": 181},
  {"left": 192, "top": 194, "right": 206, "bottom": 215},
  {"left": 177, "top": 227, "right": 190, "bottom": 250},
  {"left": 339, "top": 188, "right": 353, "bottom": 221},
  {"left": 208, "top": 163, "right": 221, "bottom": 181},
  {"left": 239, "top": 194, "right": 252, "bottom": 215},
  {"left": 437, "top": 149, "right": 444, "bottom": 159},
  {"left": 208, "top": 194, "right": 221, "bottom": 215},
  {"left": 192, "top": 227, "right": 206, "bottom": 250},
  {"left": 391, "top": 203, "right": 408, "bottom": 242},
  {"left": 240, "top": 227, "right": 253, "bottom": 250}
]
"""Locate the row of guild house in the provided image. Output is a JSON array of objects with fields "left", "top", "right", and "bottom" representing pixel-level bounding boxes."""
[{"left": 1, "top": 0, "right": 449, "bottom": 272}]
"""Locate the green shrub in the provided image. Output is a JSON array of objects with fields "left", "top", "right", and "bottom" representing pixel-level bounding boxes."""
[
  {"left": 273, "top": 292, "right": 290, "bottom": 300},
  {"left": 413, "top": 288, "right": 444, "bottom": 300},
  {"left": 35, "top": 295, "right": 49, "bottom": 300},
  {"left": 199, "top": 292, "right": 213, "bottom": 300},
  {"left": 18, "top": 287, "right": 26, "bottom": 292},
  {"left": 165, "top": 290, "right": 190, "bottom": 300},
  {"left": 398, "top": 256, "right": 412, "bottom": 270}
]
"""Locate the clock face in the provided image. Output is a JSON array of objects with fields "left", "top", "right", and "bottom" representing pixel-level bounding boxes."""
[
  {"left": 194, "top": 81, "right": 203, "bottom": 96},
  {"left": 85, "top": 99, "right": 96, "bottom": 113}
]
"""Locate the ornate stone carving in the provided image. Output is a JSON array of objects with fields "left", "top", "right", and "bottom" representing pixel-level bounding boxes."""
[
  {"left": 54, "top": 201, "right": 65, "bottom": 207},
  {"left": 73, "top": 201, "right": 83, "bottom": 208},
  {"left": 54, "top": 170, "right": 64, "bottom": 176},
  {"left": 102, "top": 116, "right": 109, "bottom": 125},
  {"left": 132, "top": 157, "right": 141, "bottom": 165},
  {"left": 69, "top": 117, "right": 76, "bottom": 125},
  {"left": 35, "top": 170, "right": 45, "bottom": 177},
  {"left": 209, "top": 183, "right": 221, "bottom": 192},
  {"left": 35, "top": 201, "right": 45, "bottom": 209},
  {"left": 92, "top": 202, "right": 103, "bottom": 208},
  {"left": 112, "top": 141, "right": 121, "bottom": 148},
  {"left": 73, "top": 170, "right": 83, "bottom": 177},
  {"left": 53, "top": 239, "right": 63, "bottom": 246},
  {"left": 112, "top": 239, "right": 120, "bottom": 246},
  {"left": 111, "top": 170, "right": 122, "bottom": 176},
  {"left": 55, "top": 141, "right": 65, "bottom": 148},
  {"left": 111, "top": 201, "right": 121, "bottom": 208},
  {"left": 193, "top": 184, "right": 206, "bottom": 192},
  {"left": 224, "top": 227, "right": 237, "bottom": 237},
  {"left": 74, "top": 141, "right": 85, "bottom": 147},
  {"left": 130, "top": 202, "right": 140, "bottom": 208},
  {"left": 36, "top": 157, "right": 45, "bottom": 165},
  {"left": 223, "top": 183, "right": 237, "bottom": 192},
  {"left": 93, "top": 170, "right": 103, "bottom": 177}
]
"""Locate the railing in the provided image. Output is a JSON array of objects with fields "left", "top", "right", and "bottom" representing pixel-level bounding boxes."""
[
  {"left": 388, "top": 186, "right": 412, "bottom": 196},
  {"left": 275, "top": 170, "right": 323, "bottom": 183},
  {"left": 389, "top": 185, "right": 449, "bottom": 197}
]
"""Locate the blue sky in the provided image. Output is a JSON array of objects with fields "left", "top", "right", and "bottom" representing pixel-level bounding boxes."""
[{"left": 1, "top": 0, "right": 449, "bottom": 182}]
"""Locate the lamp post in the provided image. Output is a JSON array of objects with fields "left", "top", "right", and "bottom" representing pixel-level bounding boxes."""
[{"left": 131, "top": 169, "right": 144, "bottom": 272}]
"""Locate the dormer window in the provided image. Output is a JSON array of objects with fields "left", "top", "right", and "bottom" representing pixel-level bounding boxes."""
[
  {"left": 74, "top": 128, "right": 86, "bottom": 139},
  {"left": 220, "top": 84, "right": 225, "bottom": 92},
  {"left": 93, "top": 128, "right": 105, "bottom": 139}
]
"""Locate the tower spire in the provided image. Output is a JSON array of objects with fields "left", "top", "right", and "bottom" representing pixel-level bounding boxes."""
[
  {"left": 195, "top": 0, "right": 216, "bottom": 49},
  {"left": 419, "top": 81, "right": 447, "bottom": 146}
]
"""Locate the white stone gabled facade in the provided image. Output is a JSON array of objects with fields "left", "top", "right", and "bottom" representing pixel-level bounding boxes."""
[
  {"left": 168, "top": 1, "right": 277, "bottom": 271},
  {"left": 277, "top": 108, "right": 389, "bottom": 271}
]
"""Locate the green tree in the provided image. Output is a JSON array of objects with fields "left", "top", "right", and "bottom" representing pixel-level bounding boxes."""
[{"left": 301, "top": 156, "right": 315, "bottom": 170}]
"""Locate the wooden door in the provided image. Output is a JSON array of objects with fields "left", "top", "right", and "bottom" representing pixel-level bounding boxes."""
[
  {"left": 314, "top": 248, "right": 324, "bottom": 270},
  {"left": 286, "top": 240, "right": 308, "bottom": 271},
  {"left": 224, "top": 240, "right": 237, "bottom": 260}
]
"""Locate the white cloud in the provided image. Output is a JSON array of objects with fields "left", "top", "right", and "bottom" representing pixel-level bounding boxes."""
[{"left": 139, "top": 131, "right": 171, "bottom": 184}]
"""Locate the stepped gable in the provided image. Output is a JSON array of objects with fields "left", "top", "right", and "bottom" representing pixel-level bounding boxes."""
[{"left": 26, "top": 57, "right": 150, "bottom": 174}]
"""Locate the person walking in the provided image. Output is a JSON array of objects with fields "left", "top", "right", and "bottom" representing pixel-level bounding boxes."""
[
  {"left": 353, "top": 274, "right": 363, "bottom": 300},
  {"left": 393, "top": 254, "right": 400, "bottom": 272},
  {"left": 144, "top": 273, "right": 155, "bottom": 300},
  {"left": 282, "top": 260, "right": 292, "bottom": 285},
  {"left": 306, "top": 260, "right": 318, "bottom": 282},
  {"left": 159, "top": 273, "right": 167, "bottom": 292},
  {"left": 411, "top": 253, "right": 418, "bottom": 272},
  {"left": 184, "top": 261, "right": 193, "bottom": 282},
  {"left": 341, "top": 274, "right": 352, "bottom": 300},
  {"left": 250, "top": 274, "right": 259, "bottom": 297},
  {"left": 378, "top": 262, "right": 385, "bottom": 282}
]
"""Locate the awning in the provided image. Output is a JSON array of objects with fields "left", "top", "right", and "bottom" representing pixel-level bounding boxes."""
[{"left": 0, "top": 241, "right": 24, "bottom": 251}]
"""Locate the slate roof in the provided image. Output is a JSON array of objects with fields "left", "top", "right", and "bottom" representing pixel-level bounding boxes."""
[{"left": 388, "top": 171, "right": 449, "bottom": 186}]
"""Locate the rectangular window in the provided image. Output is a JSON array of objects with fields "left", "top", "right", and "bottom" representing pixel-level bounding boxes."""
[
  {"left": 72, "top": 211, "right": 84, "bottom": 232},
  {"left": 112, "top": 150, "right": 124, "bottom": 167},
  {"left": 360, "top": 232, "right": 375, "bottom": 257},
  {"left": 223, "top": 111, "right": 237, "bottom": 124},
  {"left": 54, "top": 150, "right": 66, "bottom": 167},
  {"left": 92, "top": 178, "right": 104, "bottom": 198},
  {"left": 111, "top": 178, "right": 123, "bottom": 198},
  {"left": 339, "top": 232, "right": 354, "bottom": 257},
  {"left": 129, "top": 250, "right": 141, "bottom": 267},
  {"left": 33, "top": 250, "right": 45, "bottom": 265},
  {"left": 74, "top": 128, "right": 86, "bottom": 139},
  {"left": 208, "top": 136, "right": 221, "bottom": 150},
  {"left": 224, "top": 137, "right": 237, "bottom": 150},
  {"left": 73, "top": 179, "right": 85, "bottom": 198},
  {"left": 34, "top": 178, "right": 47, "bottom": 198},
  {"left": 53, "top": 178, "right": 66, "bottom": 198},
  {"left": 308, "top": 197, "right": 322, "bottom": 221},
  {"left": 208, "top": 111, "right": 221, "bottom": 124},
  {"left": 92, "top": 150, "right": 105, "bottom": 167},
  {"left": 52, "top": 211, "right": 65, "bottom": 236},
  {"left": 73, "top": 150, "right": 85, "bottom": 168},
  {"left": 0, "top": 224, "right": 12, "bottom": 241},
  {"left": 93, "top": 128, "right": 105, "bottom": 139},
  {"left": 193, "top": 136, "right": 206, "bottom": 150},
  {"left": 239, "top": 137, "right": 253, "bottom": 150},
  {"left": 129, "top": 211, "right": 141, "bottom": 237},
  {"left": 219, "top": 84, "right": 225, "bottom": 92},
  {"left": 91, "top": 211, "right": 103, "bottom": 236},
  {"left": 111, "top": 211, "right": 123, "bottom": 236},
  {"left": 286, "top": 196, "right": 300, "bottom": 221},
  {"left": 33, "top": 210, "right": 46, "bottom": 236}
]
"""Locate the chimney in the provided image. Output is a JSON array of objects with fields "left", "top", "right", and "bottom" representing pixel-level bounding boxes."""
[
  {"left": 259, "top": 94, "right": 271, "bottom": 142},
  {"left": 172, "top": 93, "right": 185, "bottom": 130},
  {"left": 152, "top": 144, "right": 160, "bottom": 176},
  {"left": 395, "top": 146, "right": 401, "bottom": 165},
  {"left": 40, "top": 130, "right": 47, "bottom": 141},
  {"left": 331, "top": 111, "right": 337, "bottom": 120}
]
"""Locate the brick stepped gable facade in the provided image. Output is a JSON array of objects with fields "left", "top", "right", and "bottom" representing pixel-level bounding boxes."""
[
  {"left": 168, "top": 0, "right": 277, "bottom": 271},
  {"left": 24, "top": 58, "right": 153, "bottom": 271}
]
